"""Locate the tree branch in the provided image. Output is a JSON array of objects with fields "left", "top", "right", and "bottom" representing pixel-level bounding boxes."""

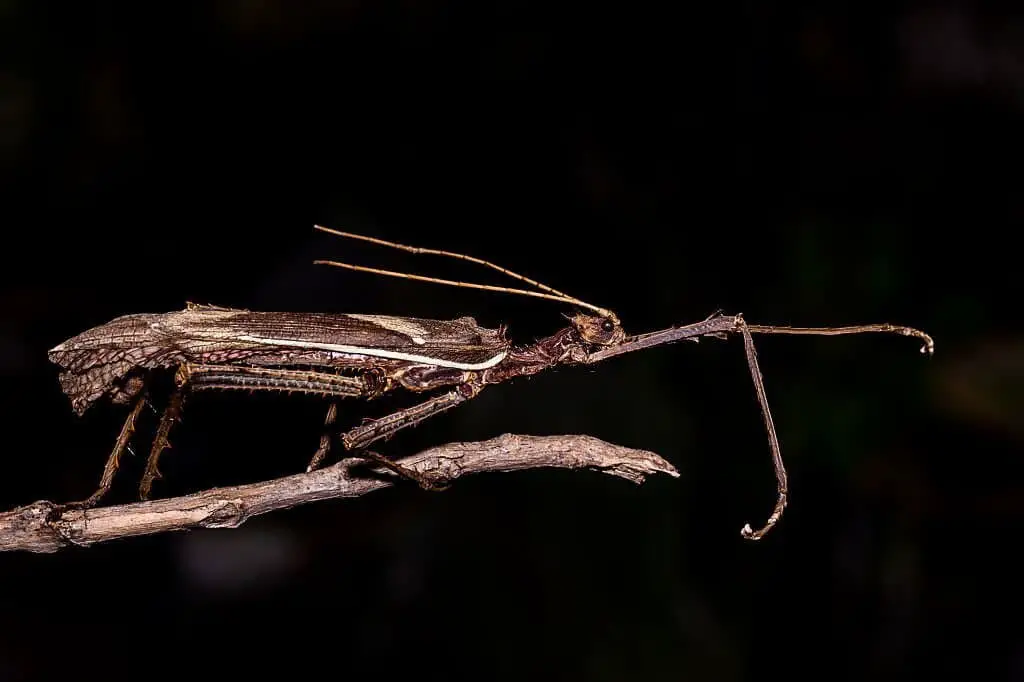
[{"left": 0, "top": 433, "right": 678, "bottom": 554}]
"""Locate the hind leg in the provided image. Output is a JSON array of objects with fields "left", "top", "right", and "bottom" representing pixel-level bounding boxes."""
[
  {"left": 63, "top": 395, "right": 148, "bottom": 509},
  {"left": 138, "top": 388, "right": 186, "bottom": 500}
]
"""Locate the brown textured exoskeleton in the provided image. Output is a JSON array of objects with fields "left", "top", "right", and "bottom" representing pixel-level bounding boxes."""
[{"left": 49, "top": 226, "right": 934, "bottom": 540}]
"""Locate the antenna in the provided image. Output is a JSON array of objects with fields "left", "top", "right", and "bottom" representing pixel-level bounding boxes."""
[{"left": 313, "top": 225, "right": 618, "bottom": 321}]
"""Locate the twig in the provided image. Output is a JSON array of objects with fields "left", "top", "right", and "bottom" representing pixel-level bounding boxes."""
[{"left": 0, "top": 433, "right": 678, "bottom": 554}]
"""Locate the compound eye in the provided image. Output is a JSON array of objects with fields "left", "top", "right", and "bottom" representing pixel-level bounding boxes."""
[{"left": 601, "top": 318, "right": 615, "bottom": 333}]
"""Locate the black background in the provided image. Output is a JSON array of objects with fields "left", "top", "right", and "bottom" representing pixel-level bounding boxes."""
[{"left": 1, "top": 3, "right": 1020, "bottom": 680}]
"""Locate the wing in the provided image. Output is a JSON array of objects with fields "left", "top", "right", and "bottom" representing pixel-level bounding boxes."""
[
  {"left": 49, "top": 304, "right": 510, "bottom": 414},
  {"left": 153, "top": 305, "right": 510, "bottom": 368},
  {"left": 48, "top": 312, "right": 186, "bottom": 415}
]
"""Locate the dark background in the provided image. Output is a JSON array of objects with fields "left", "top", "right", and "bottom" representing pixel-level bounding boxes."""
[{"left": 1, "top": 2, "right": 1020, "bottom": 680}]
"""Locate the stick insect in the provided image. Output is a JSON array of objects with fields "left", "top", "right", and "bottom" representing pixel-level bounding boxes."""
[{"left": 48, "top": 225, "right": 934, "bottom": 539}]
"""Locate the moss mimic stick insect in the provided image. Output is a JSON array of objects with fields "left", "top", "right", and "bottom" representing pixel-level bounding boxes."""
[{"left": 48, "top": 226, "right": 934, "bottom": 540}]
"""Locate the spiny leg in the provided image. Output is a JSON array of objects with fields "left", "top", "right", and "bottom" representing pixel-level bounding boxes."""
[
  {"left": 607, "top": 313, "right": 790, "bottom": 538},
  {"left": 735, "top": 317, "right": 788, "bottom": 541},
  {"left": 187, "top": 363, "right": 412, "bottom": 485},
  {"left": 188, "top": 363, "right": 371, "bottom": 475},
  {"left": 307, "top": 402, "right": 339, "bottom": 472},
  {"left": 340, "top": 384, "right": 481, "bottom": 490},
  {"left": 342, "top": 384, "right": 478, "bottom": 450},
  {"left": 583, "top": 311, "right": 932, "bottom": 540},
  {"left": 64, "top": 395, "right": 148, "bottom": 510},
  {"left": 184, "top": 364, "right": 390, "bottom": 476},
  {"left": 186, "top": 364, "right": 372, "bottom": 397},
  {"left": 735, "top": 318, "right": 930, "bottom": 539},
  {"left": 585, "top": 312, "right": 933, "bottom": 364},
  {"left": 746, "top": 321, "right": 935, "bottom": 355},
  {"left": 139, "top": 388, "right": 186, "bottom": 500}
]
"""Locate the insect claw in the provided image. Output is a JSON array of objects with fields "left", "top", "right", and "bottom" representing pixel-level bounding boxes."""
[
  {"left": 919, "top": 336, "right": 935, "bottom": 356},
  {"left": 417, "top": 471, "right": 452, "bottom": 492}
]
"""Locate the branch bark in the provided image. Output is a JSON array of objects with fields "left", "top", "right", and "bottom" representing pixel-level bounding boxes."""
[{"left": 0, "top": 433, "right": 678, "bottom": 554}]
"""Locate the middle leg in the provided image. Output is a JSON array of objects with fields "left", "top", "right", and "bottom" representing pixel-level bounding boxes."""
[{"left": 339, "top": 382, "right": 483, "bottom": 489}]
